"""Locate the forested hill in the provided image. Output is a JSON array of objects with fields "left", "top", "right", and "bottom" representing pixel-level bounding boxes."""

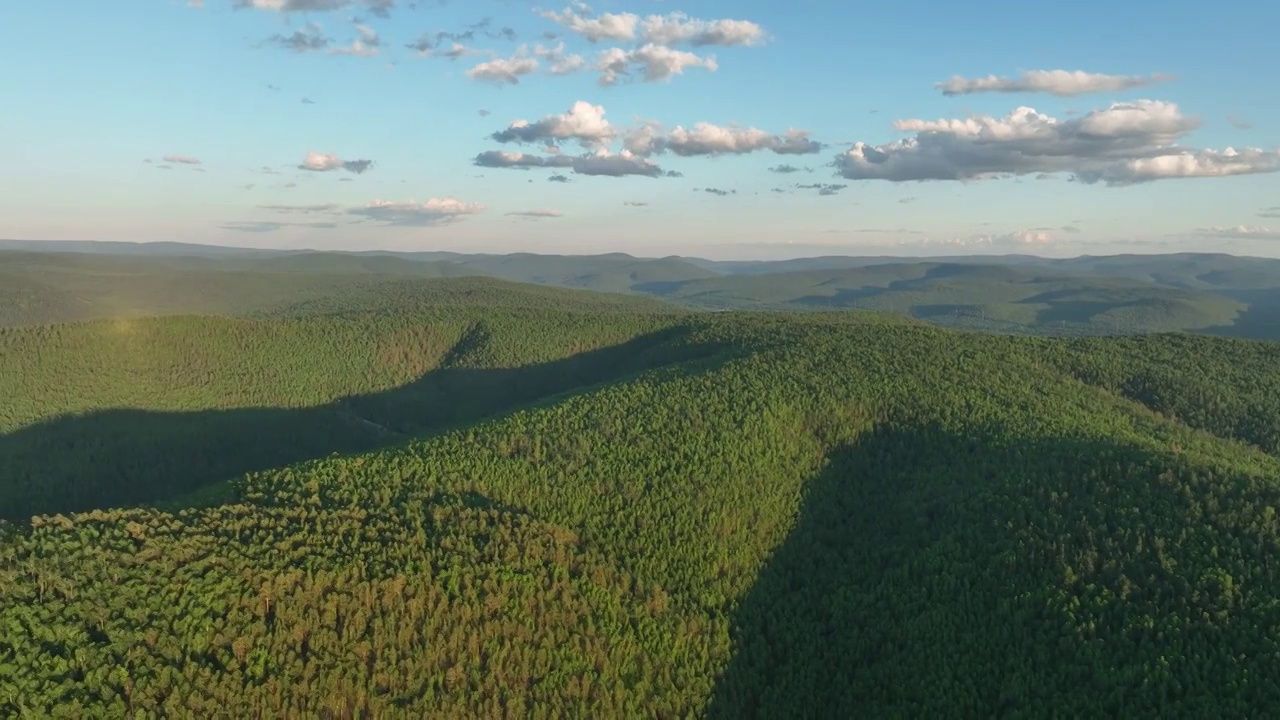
[
  {"left": 5, "top": 243, "right": 1280, "bottom": 339},
  {"left": 4, "top": 296, "right": 1280, "bottom": 716}
]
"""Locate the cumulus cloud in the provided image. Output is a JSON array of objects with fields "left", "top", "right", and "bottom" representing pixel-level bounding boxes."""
[
  {"left": 490, "top": 100, "right": 615, "bottom": 148},
  {"left": 769, "top": 164, "right": 810, "bottom": 174},
  {"left": 298, "top": 151, "right": 374, "bottom": 174},
  {"left": 700, "top": 187, "right": 735, "bottom": 196},
  {"left": 347, "top": 198, "right": 485, "bottom": 226},
  {"left": 473, "top": 148, "right": 662, "bottom": 177},
  {"left": 548, "top": 174, "right": 571, "bottom": 182},
  {"left": 405, "top": 30, "right": 480, "bottom": 59},
  {"left": 574, "top": 149, "right": 663, "bottom": 177},
  {"left": 330, "top": 24, "right": 380, "bottom": 56},
  {"left": 539, "top": 6, "right": 638, "bottom": 42},
  {"left": 474, "top": 150, "right": 574, "bottom": 169},
  {"left": 534, "top": 42, "right": 586, "bottom": 75},
  {"left": 540, "top": 7, "right": 766, "bottom": 47},
  {"left": 626, "top": 122, "right": 823, "bottom": 157},
  {"left": 236, "top": 0, "right": 393, "bottom": 13},
  {"left": 1195, "top": 225, "right": 1280, "bottom": 240},
  {"left": 796, "top": 182, "right": 847, "bottom": 196},
  {"left": 466, "top": 47, "right": 538, "bottom": 83},
  {"left": 267, "top": 22, "right": 331, "bottom": 52},
  {"left": 834, "top": 100, "right": 1280, "bottom": 185},
  {"left": 937, "top": 70, "right": 1170, "bottom": 97},
  {"left": 639, "top": 12, "right": 766, "bottom": 47},
  {"left": 506, "top": 209, "right": 563, "bottom": 218},
  {"left": 596, "top": 44, "right": 716, "bottom": 85},
  {"left": 162, "top": 154, "right": 201, "bottom": 165}
]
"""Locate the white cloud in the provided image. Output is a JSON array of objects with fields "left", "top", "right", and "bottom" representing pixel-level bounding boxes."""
[
  {"left": 1084, "top": 147, "right": 1280, "bottom": 185},
  {"left": 937, "top": 70, "right": 1170, "bottom": 97},
  {"left": 834, "top": 100, "right": 1280, "bottom": 185},
  {"left": 162, "top": 154, "right": 201, "bottom": 165},
  {"left": 625, "top": 122, "right": 823, "bottom": 157},
  {"left": 1195, "top": 225, "right": 1280, "bottom": 240},
  {"left": 347, "top": 198, "right": 485, "bottom": 226},
  {"left": 540, "top": 6, "right": 766, "bottom": 47},
  {"left": 473, "top": 148, "right": 662, "bottom": 177},
  {"left": 596, "top": 44, "right": 716, "bottom": 84},
  {"left": 535, "top": 42, "right": 586, "bottom": 75},
  {"left": 506, "top": 209, "right": 563, "bottom": 219},
  {"left": 572, "top": 149, "right": 663, "bottom": 177},
  {"left": 236, "top": 0, "right": 392, "bottom": 12},
  {"left": 490, "top": 100, "right": 615, "bottom": 148},
  {"left": 330, "top": 24, "right": 379, "bottom": 56},
  {"left": 267, "top": 22, "right": 331, "bottom": 52},
  {"left": 238, "top": 0, "right": 349, "bottom": 10},
  {"left": 298, "top": 151, "right": 373, "bottom": 174},
  {"left": 474, "top": 150, "right": 574, "bottom": 169},
  {"left": 539, "top": 6, "right": 639, "bottom": 42},
  {"left": 466, "top": 47, "right": 539, "bottom": 84},
  {"left": 639, "top": 13, "right": 766, "bottom": 47}
]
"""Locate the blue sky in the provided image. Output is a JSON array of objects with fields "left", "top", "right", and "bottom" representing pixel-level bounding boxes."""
[{"left": 2, "top": 0, "right": 1278, "bottom": 259}]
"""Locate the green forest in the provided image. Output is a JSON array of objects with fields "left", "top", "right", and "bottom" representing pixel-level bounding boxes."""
[
  {"left": 6, "top": 244, "right": 1280, "bottom": 339},
  {"left": 4, "top": 262, "right": 1280, "bottom": 716}
]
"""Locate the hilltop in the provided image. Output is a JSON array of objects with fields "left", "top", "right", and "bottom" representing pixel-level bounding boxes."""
[{"left": 3, "top": 279, "right": 1280, "bottom": 715}]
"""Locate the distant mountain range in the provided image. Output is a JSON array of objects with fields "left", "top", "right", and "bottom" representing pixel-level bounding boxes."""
[{"left": 4, "top": 239, "right": 1279, "bottom": 339}]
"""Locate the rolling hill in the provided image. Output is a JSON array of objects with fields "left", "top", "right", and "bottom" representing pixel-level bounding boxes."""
[
  {"left": 4, "top": 241, "right": 1280, "bottom": 339},
  {"left": 3, "top": 278, "right": 1280, "bottom": 715}
]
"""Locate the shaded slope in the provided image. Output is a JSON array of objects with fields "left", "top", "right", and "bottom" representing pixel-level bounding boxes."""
[
  {"left": 711, "top": 422, "right": 1280, "bottom": 718},
  {"left": 6, "top": 317, "right": 1280, "bottom": 715},
  {"left": 0, "top": 310, "right": 709, "bottom": 519}
]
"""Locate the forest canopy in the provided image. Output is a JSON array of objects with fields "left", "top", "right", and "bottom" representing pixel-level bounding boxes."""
[{"left": 3, "top": 276, "right": 1280, "bottom": 716}]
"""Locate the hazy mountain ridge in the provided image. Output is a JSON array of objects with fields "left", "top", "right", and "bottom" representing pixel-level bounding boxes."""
[{"left": 3, "top": 241, "right": 1279, "bottom": 338}]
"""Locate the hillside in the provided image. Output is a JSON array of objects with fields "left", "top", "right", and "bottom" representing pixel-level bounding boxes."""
[
  {"left": 4, "top": 243, "right": 1280, "bottom": 339},
  {"left": 4, "top": 292, "right": 1280, "bottom": 716},
  {"left": 0, "top": 252, "right": 677, "bottom": 328}
]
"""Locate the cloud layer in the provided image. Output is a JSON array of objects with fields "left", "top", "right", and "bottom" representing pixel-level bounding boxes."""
[
  {"left": 348, "top": 198, "right": 485, "bottom": 226},
  {"left": 937, "top": 70, "right": 1170, "bottom": 97},
  {"left": 834, "top": 100, "right": 1280, "bottom": 185},
  {"left": 298, "top": 151, "right": 374, "bottom": 174}
]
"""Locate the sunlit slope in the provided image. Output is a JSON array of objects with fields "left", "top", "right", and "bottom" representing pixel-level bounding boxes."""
[{"left": 4, "top": 315, "right": 1280, "bottom": 716}]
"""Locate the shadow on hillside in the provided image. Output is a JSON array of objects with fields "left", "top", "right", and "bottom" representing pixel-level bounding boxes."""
[
  {"left": 0, "top": 325, "right": 727, "bottom": 520},
  {"left": 706, "top": 422, "right": 1275, "bottom": 717},
  {"left": 789, "top": 288, "right": 885, "bottom": 308},
  {"left": 1203, "top": 289, "right": 1280, "bottom": 341}
]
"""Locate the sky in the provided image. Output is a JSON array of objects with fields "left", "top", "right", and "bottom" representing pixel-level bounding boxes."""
[{"left": 2, "top": 0, "right": 1279, "bottom": 260}]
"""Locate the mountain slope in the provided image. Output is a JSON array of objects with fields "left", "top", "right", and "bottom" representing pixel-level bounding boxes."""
[{"left": 3, "top": 309, "right": 1280, "bottom": 715}]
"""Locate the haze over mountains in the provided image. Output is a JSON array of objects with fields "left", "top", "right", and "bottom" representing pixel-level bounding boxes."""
[{"left": 6, "top": 239, "right": 1280, "bottom": 339}]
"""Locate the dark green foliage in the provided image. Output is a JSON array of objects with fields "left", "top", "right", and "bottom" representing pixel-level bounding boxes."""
[{"left": 3, "top": 276, "right": 1280, "bottom": 716}]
